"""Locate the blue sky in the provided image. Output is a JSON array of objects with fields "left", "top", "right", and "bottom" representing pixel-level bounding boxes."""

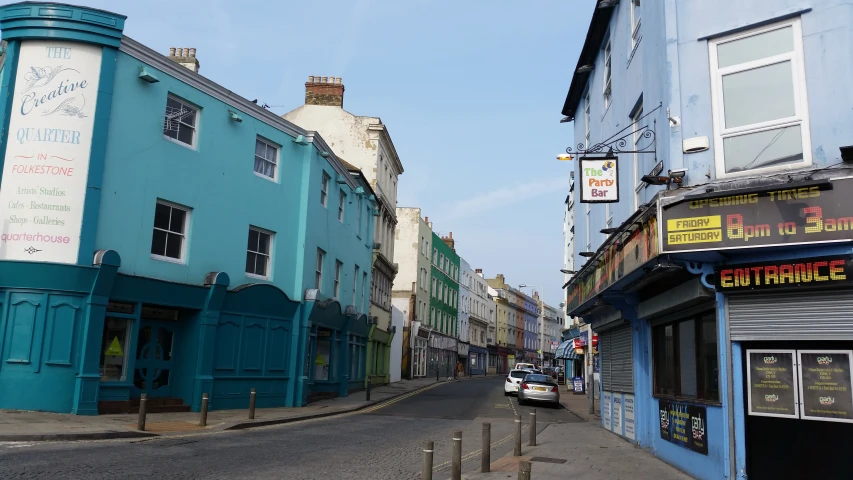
[{"left": 56, "top": 0, "right": 592, "bottom": 306}]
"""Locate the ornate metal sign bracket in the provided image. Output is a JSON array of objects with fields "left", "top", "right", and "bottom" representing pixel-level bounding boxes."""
[{"left": 566, "top": 102, "right": 662, "bottom": 156}]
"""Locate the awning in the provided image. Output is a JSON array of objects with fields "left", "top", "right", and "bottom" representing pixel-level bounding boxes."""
[{"left": 554, "top": 340, "right": 573, "bottom": 359}]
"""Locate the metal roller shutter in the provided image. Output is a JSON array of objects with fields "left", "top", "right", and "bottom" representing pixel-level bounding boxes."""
[
  {"left": 600, "top": 325, "right": 634, "bottom": 393},
  {"left": 729, "top": 290, "right": 853, "bottom": 341}
]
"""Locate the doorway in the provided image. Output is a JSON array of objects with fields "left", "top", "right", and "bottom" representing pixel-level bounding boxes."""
[{"left": 133, "top": 320, "right": 177, "bottom": 398}]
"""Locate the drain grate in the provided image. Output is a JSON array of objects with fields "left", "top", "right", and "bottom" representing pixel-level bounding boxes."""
[{"left": 530, "top": 456, "right": 567, "bottom": 464}]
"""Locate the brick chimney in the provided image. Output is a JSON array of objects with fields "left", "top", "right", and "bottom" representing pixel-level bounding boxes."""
[
  {"left": 305, "top": 76, "right": 344, "bottom": 107},
  {"left": 441, "top": 231, "right": 455, "bottom": 251},
  {"left": 168, "top": 47, "right": 200, "bottom": 73}
]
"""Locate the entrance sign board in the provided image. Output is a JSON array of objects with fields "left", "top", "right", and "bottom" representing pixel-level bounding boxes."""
[
  {"left": 746, "top": 349, "right": 798, "bottom": 418},
  {"left": 798, "top": 350, "right": 853, "bottom": 424},
  {"left": 579, "top": 156, "right": 619, "bottom": 203},
  {"left": 715, "top": 256, "right": 853, "bottom": 292},
  {"left": 661, "top": 178, "right": 853, "bottom": 253},
  {"left": 612, "top": 393, "right": 623, "bottom": 435},
  {"left": 602, "top": 391, "right": 612, "bottom": 431},
  {"left": 659, "top": 399, "right": 708, "bottom": 455}
]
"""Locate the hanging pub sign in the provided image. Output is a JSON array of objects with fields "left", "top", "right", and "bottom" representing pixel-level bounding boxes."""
[
  {"left": 746, "top": 350, "right": 798, "bottom": 418},
  {"left": 579, "top": 156, "right": 619, "bottom": 203},
  {"left": 798, "top": 350, "right": 853, "bottom": 423},
  {"left": 659, "top": 399, "right": 708, "bottom": 455},
  {"left": 660, "top": 178, "right": 853, "bottom": 253},
  {"left": 715, "top": 256, "right": 853, "bottom": 292}
]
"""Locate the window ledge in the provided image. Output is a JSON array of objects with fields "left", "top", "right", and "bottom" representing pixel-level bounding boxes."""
[
  {"left": 163, "top": 134, "right": 196, "bottom": 151},
  {"left": 246, "top": 273, "right": 270, "bottom": 281},
  {"left": 652, "top": 394, "right": 722, "bottom": 407},
  {"left": 254, "top": 171, "right": 278, "bottom": 183},
  {"left": 151, "top": 254, "right": 186, "bottom": 265},
  {"left": 627, "top": 35, "right": 642, "bottom": 68}
]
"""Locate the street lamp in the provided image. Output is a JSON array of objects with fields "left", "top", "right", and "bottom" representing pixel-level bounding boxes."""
[{"left": 560, "top": 269, "right": 576, "bottom": 275}]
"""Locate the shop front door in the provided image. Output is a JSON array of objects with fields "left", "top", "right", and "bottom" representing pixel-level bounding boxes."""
[{"left": 133, "top": 320, "right": 177, "bottom": 398}]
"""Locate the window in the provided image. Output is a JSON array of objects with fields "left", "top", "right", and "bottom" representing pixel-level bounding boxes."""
[
  {"left": 254, "top": 138, "right": 278, "bottom": 180},
  {"left": 151, "top": 201, "right": 189, "bottom": 262},
  {"left": 163, "top": 95, "right": 197, "bottom": 147},
  {"left": 603, "top": 39, "right": 612, "bottom": 111},
  {"left": 338, "top": 190, "right": 346, "bottom": 222},
  {"left": 246, "top": 227, "right": 272, "bottom": 278},
  {"left": 632, "top": 104, "right": 644, "bottom": 210},
  {"left": 653, "top": 311, "right": 719, "bottom": 402},
  {"left": 315, "top": 249, "right": 325, "bottom": 291},
  {"left": 353, "top": 265, "right": 359, "bottom": 305},
  {"left": 709, "top": 19, "right": 810, "bottom": 177},
  {"left": 334, "top": 260, "right": 342, "bottom": 299},
  {"left": 630, "top": 0, "right": 641, "bottom": 50},
  {"left": 583, "top": 91, "right": 591, "bottom": 147},
  {"left": 320, "top": 172, "right": 330, "bottom": 207},
  {"left": 362, "top": 271, "right": 367, "bottom": 307},
  {"left": 357, "top": 196, "right": 363, "bottom": 236},
  {"left": 100, "top": 317, "right": 131, "bottom": 382}
]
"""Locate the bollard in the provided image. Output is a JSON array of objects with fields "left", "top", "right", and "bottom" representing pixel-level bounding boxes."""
[
  {"left": 518, "top": 460, "right": 532, "bottom": 480},
  {"left": 248, "top": 388, "right": 257, "bottom": 420},
  {"left": 451, "top": 430, "right": 462, "bottom": 480},
  {"left": 481, "top": 422, "right": 491, "bottom": 473},
  {"left": 514, "top": 414, "right": 522, "bottom": 456},
  {"left": 529, "top": 410, "right": 537, "bottom": 446},
  {"left": 137, "top": 393, "right": 147, "bottom": 431},
  {"left": 421, "top": 440, "right": 434, "bottom": 480},
  {"left": 366, "top": 377, "right": 372, "bottom": 402},
  {"left": 199, "top": 393, "right": 209, "bottom": 427}
]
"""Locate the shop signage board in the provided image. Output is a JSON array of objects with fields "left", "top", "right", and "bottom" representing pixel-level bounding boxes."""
[
  {"left": 0, "top": 40, "right": 104, "bottom": 263},
  {"left": 623, "top": 394, "right": 636, "bottom": 440},
  {"left": 612, "top": 393, "right": 623, "bottom": 435},
  {"left": 602, "top": 391, "right": 612, "bottom": 431},
  {"left": 746, "top": 350, "right": 798, "bottom": 418},
  {"left": 798, "top": 350, "right": 853, "bottom": 424},
  {"left": 661, "top": 178, "right": 853, "bottom": 254},
  {"left": 579, "top": 156, "right": 619, "bottom": 203},
  {"left": 715, "top": 256, "right": 853, "bottom": 292},
  {"left": 572, "top": 376, "right": 584, "bottom": 393},
  {"left": 658, "top": 399, "right": 708, "bottom": 455}
]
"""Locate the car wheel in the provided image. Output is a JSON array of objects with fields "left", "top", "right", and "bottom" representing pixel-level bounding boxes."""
[{"left": 518, "top": 397, "right": 526, "bottom": 406}]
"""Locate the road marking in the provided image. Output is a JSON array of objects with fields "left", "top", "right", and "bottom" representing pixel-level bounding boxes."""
[
  {"left": 508, "top": 396, "right": 518, "bottom": 417},
  {"left": 432, "top": 427, "right": 528, "bottom": 472}
]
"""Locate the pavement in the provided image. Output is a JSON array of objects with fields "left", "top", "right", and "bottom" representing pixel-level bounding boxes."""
[{"left": 0, "top": 375, "right": 471, "bottom": 441}]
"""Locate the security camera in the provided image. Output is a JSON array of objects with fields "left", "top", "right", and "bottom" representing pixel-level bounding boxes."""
[{"left": 668, "top": 168, "right": 687, "bottom": 179}]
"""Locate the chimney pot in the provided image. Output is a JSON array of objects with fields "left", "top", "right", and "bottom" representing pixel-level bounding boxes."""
[
  {"left": 336, "top": 77, "right": 342, "bottom": 84},
  {"left": 308, "top": 75, "right": 314, "bottom": 82},
  {"left": 449, "top": 232, "right": 453, "bottom": 239},
  {"left": 321, "top": 76, "right": 327, "bottom": 83},
  {"left": 169, "top": 47, "right": 176, "bottom": 57},
  {"left": 189, "top": 48, "right": 196, "bottom": 58},
  {"left": 424, "top": 216, "right": 428, "bottom": 223}
]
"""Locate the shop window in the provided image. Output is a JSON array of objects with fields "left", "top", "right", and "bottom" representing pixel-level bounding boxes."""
[
  {"left": 100, "top": 317, "right": 131, "bottom": 382},
  {"left": 254, "top": 137, "right": 278, "bottom": 180},
  {"left": 163, "top": 95, "right": 198, "bottom": 148},
  {"left": 653, "top": 311, "right": 720, "bottom": 402},
  {"left": 246, "top": 226, "right": 273, "bottom": 279},
  {"left": 315, "top": 328, "right": 335, "bottom": 381},
  {"left": 151, "top": 200, "right": 189, "bottom": 262},
  {"left": 334, "top": 260, "right": 342, "bottom": 299}
]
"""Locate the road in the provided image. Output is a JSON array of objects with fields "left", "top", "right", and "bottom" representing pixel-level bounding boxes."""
[{"left": 0, "top": 377, "right": 580, "bottom": 479}]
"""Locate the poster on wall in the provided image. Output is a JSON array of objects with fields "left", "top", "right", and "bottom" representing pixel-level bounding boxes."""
[
  {"left": 602, "top": 391, "right": 612, "bottom": 431},
  {"left": 579, "top": 156, "right": 619, "bottom": 203},
  {"left": 746, "top": 349, "right": 798, "bottom": 418},
  {"left": 658, "top": 399, "right": 708, "bottom": 455},
  {"left": 612, "top": 393, "right": 623, "bottom": 435},
  {"left": 0, "top": 40, "right": 103, "bottom": 264},
  {"left": 798, "top": 350, "right": 853, "bottom": 423},
  {"left": 623, "top": 394, "right": 636, "bottom": 440}
]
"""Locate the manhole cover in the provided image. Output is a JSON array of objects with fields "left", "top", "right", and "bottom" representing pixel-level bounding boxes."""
[{"left": 530, "top": 456, "right": 567, "bottom": 464}]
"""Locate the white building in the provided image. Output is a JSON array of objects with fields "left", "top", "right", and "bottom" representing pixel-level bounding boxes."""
[
  {"left": 391, "top": 208, "right": 433, "bottom": 378},
  {"left": 457, "top": 257, "right": 472, "bottom": 346},
  {"left": 468, "top": 268, "right": 494, "bottom": 375},
  {"left": 284, "top": 76, "right": 404, "bottom": 384},
  {"left": 538, "top": 297, "right": 562, "bottom": 367},
  {"left": 562, "top": 173, "right": 576, "bottom": 328}
]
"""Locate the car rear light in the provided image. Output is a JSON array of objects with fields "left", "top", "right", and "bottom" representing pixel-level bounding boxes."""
[
  {"left": 522, "top": 383, "right": 530, "bottom": 390},
  {"left": 506, "top": 377, "right": 511, "bottom": 383},
  {"left": 551, "top": 386, "right": 559, "bottom": 392}
]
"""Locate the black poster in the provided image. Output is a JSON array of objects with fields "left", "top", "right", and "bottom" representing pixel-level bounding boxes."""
[
  {"left": 799, "top": 350, "right": 853, "bottom": 423},
  {"left": 747, "top": 350, "right": 798, "bottom": 418},
  {"left": 658, "top": 399, "right": 708, "bottom": 455}
]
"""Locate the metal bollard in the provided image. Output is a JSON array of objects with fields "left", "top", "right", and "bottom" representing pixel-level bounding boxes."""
[
  {"left": 137, "top": 393, "right": 147, "bottom": 431},
  {"left": 421, "top": 440, "right": 434, "bottom": 480},
  {"left": 451, "top": 430, "right": 462, "bottom": 480},
  {"left": 366, "top": 377, "right": 372, "bottom": 402},
  {"left": 529, "top": 409, "right": 537, "bottom": 446},
  {"left": 518, "top": 460, "right": 532, "bottom": 480},
  {"left": 199, "top": 393, "right": 209, "bottom": 427},
  {"left": 248, "top": 388, "right": 257, "bottom": 420},
  {"left": 514, "top": 414, "right": 522, "bottom": 456},
  {"left": 481, "top": 422, "right": 491, "bottom": 473}
]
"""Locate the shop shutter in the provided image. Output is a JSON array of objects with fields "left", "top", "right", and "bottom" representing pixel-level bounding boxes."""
[
  {"left": 729, "top": 290, "right": 853, "bottom": 341},
  {"left": 600, "top": 325, "right": 633, "bottom": 394}
]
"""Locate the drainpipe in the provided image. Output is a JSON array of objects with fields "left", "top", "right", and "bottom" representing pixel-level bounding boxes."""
[{"left": 664, "top": 0, "right": 685, "bottom": 172}]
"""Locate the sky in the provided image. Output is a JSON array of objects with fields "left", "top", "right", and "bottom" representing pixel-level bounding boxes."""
[{"left": 38, "top": 0, "right": 593, "bottom": 306}]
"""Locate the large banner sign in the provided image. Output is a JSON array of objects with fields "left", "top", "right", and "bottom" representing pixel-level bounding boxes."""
[
  {"left": 659, "top": 399, "right": 708, "bottom": 455},
  {"left": 715, "top": 256, "right": 853, "bottom": 292},
  {"left": 661, "top": 178, "right": 853, "bottom": 253},
  {"left": 0, "top": 41, "right": 103, "bottom": 263}
]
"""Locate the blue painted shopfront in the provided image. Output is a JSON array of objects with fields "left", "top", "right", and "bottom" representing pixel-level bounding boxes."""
[{"left": 0, "top": 2, "right": 375, "bottom": 414}]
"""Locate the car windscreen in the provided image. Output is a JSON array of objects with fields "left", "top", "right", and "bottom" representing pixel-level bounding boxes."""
[
  {"left": 524, "top": 374, "right": 550, "bottom": 383},
  {"left": 510, "top": 371, "right": 527, "bottom": 379}
]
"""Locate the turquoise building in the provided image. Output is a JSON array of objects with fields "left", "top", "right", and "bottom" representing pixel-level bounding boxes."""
[{"left": 0, "top": 2, "right": 376, "bottom": 414}]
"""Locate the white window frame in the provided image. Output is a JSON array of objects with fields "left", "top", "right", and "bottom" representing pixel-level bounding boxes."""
[
  {"left": 630, "top": 0, "right": 642, "bottom": 50},
  {"left": 334, "top": 260, "right": 342, "bottom": 299},
  {"left": 246, "top": 226, "right": 273, "bottom": 280},
  {"left": 583, "top": 91, "right": 591, "bottom": 147},
  {"left": 338, "top": 189, "right": 346, "bottom": 223},
  {"left": 316, "top": 248, "right": 325, "bottom": 291},
  {"left": 632, "top": 104, "right": 644, "bottom": 210},
  {"left": 253, "top": 137, "right": 278, "bottom": 182},
  {"left": 163, "top": 95, "right": 198, "bottom": 149},
  {"left": 708, "top": 18, "right": 812, "bottom": 179},
  {"left": 353, "top": 265, "right": 359, "bottom": 306},
  {"left": 602, "top": 39, "right": 612, "bottom": 111},
  {"left": 320, "top": 171, "right": 331, "bottom": 207},
  {"left": 151, "top": 200, "right": 190, "bottom": 264}
]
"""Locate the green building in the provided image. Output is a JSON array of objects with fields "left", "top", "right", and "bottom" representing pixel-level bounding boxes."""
[{"left": 427, "top": 232, "right": 460, "bottom": 378}]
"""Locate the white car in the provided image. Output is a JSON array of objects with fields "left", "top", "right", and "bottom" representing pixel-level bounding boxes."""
[
  {"left": 515, "top": 362, "right": 535, "bottom": 371},
  {"left": 504, "top": 369, "right": 530, "bottom": 395}
]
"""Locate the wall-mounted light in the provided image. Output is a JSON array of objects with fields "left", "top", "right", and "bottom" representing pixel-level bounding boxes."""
[
  {"left": 560, "top": 269, "right": 576, "bottom": 275},
  {"left": 579, "top": 252, "right": 595, "bottom": 258},
  {"left": 228, "top": 110, "right": 243, "bottom": 123},
  {"left": 138, "top": 66, "right": 159, "bottom": 83},
  {"left": 557, "top": 153, "right": 574, "bottom": 161},
  {"left": 600, "top": 227, "right": 618, "bottom": 235}
]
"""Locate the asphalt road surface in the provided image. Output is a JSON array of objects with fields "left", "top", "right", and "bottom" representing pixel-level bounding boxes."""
[{"left": 0, "top": 377, "right": 581, "bottom": 479}]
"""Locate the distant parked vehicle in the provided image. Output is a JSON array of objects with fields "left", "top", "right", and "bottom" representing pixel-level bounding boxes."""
[
  {"left": 517, "top": 373, "right": 560, "bottom": 408},
  {"left": 504, "top": 369, "right": 530, "bottom": 396},
  {"left": 515, "top": 362, "right": 535, "bottom": 371}
]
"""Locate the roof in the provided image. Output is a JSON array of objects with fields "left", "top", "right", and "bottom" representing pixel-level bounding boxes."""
[
  {"left": 338, "top": 156, "right": 377, "bottom": 199},
  {"left": 561, "top": 1, "right": 616, "bottom": 119}
]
